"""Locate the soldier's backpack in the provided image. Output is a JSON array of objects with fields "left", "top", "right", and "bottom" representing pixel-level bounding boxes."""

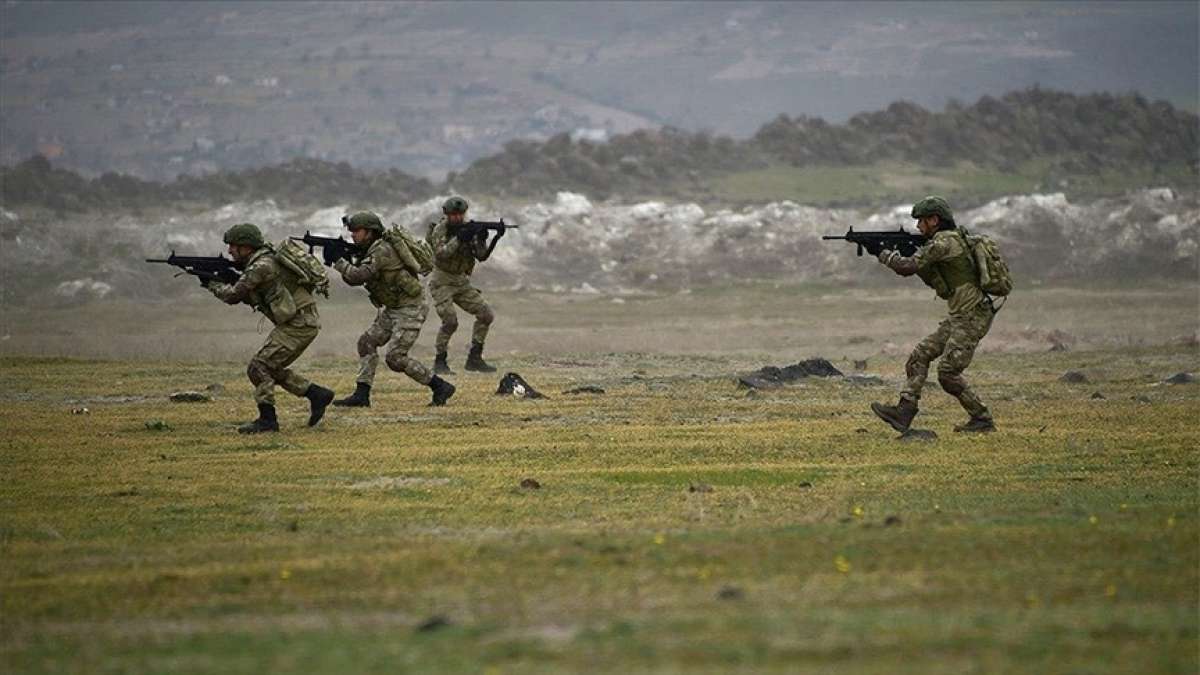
[
  {"left": 383, "top": 223, "right": 434, "bottom": 276},
  {"left": 273, "top": 238, "right": 331, "bottom": 297},
  {"left": 959, "top": 229, "right": 1013, "bottom": 297}
]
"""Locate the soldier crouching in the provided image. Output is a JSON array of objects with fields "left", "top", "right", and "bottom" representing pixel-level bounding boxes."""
[
  {"left": 207, "top": 223, "right": 335, "bottom": 433},
  {"left": 329, "top": 212, "right": 456, "bottom": 408}
]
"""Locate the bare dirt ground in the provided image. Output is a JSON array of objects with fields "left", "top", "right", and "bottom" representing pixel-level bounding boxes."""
[{"left": 2, "top": 283, "right": 1196, "bottom": 366}]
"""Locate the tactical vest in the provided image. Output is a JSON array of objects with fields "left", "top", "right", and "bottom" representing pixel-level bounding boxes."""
[
  {"left": 428, "top": 218, "right": 478, "bottom": 277},
  {"left": 363, "top": 239, "right": 422, "bottom": 308},
  {"left": 243, "top": 248, "right": 314, "bottom": 324},
  {"left": 916, "top": 231, "right": 978, "bottom": 300}
]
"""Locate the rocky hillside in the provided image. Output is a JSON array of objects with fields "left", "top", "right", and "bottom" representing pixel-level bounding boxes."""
[{"left": 4, "top": 187, "right": 1194, "bottom": 308}]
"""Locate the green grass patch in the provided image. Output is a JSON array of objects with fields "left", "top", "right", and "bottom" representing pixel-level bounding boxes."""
[{"left": 1, "top": 289, "right": 1197, "bottom": 673}]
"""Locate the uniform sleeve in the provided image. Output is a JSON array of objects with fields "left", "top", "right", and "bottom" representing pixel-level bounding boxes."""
[
  {"left": 913, "top": 236, "right": 954, "bottom": 271},
  {"left": 431, "top": 224, "right": 463, "bottom": 261},
  {"left": 334, "top": 252, "right": 379, "bottom": 286},
  {"left": 882, "top": 235, "right": 952, "bottom": 276},
  {"left": 209, "top": 260, "right": 266, "bottom": 304}
]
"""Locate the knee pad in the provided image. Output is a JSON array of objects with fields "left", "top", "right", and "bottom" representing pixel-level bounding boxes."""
[
  {"left": 356, "top": 333, "right": 380, "bottom": 357},
  {"left": 938, "top": 373, "right": 965, "bottom": 396},
  {"left": 476, "top": 306, "right": 495, "bottom": 326},
  {"left": 439, "top": 311, "right": 459, "bottom": 332},
  {"left": 247, "top": 359, "right": 272, "bottom": 386},
  {"left": 385, "top": 350, "right": 411, "bottom": 373}
]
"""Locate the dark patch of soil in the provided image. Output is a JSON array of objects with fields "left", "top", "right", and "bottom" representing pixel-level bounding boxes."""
[{"left": 738, "top": 358, "right": 844, "bottom": 389}]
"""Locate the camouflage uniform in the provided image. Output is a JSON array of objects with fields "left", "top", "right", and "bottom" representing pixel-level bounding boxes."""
[
  {"left": 881, "top": 228, "right": 994, "bottom": 420},
  {"left": 333, "top": 237, "right": 433, "bottom": 387},
  {"left": 427, "top": 216, "right": 495, "bottom": 353},
  {"left": 209, "top": 247, "right": 320, "bottom": 406}
]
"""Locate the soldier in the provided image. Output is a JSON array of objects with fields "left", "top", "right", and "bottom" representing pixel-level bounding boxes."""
[
  {"left": 871, "top": 196, "right": 997, "bottom": 433},
  {"left": 427, "top": 196, "right": 503, "bottom": 374},
  {"left": 207, "top": 223, "right": 335, "bottom": 433},
  {"left": 329, "top": 212, "right": 456, "bottom": 408}
]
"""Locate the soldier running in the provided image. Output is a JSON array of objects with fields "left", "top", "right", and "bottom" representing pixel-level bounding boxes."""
[
  {"left": 206, "top": 223, "right": 335, "bottom": 433},
  {"left": 329, "top": 212, "right": 456, "bottom": 408}
]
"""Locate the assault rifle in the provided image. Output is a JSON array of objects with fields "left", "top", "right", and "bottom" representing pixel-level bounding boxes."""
[
  {"left": 450, "top": 219, "right": 518, "bottom": 241},
  {"left": 146, "top": 251, "right": 240, "bottom": 286},
  {"left": 292, "top": 231, "right": 358, "bottom": 266},
  {"left": 822, "top": 227, "right": 926, "bottom": 257}
]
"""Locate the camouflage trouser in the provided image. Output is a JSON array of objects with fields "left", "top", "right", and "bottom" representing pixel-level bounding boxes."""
[
  {"left": 356, "top": 302, "right": 433, "bottom": 386},
  {"left": 902, "top": 302, "right": 995, "bottom": 418},
  {"left": 248, "top": 308, "right": 319, "bottom": 406},
  {"left": 430, "top": 274, "right": 494, "bottom": 354}
]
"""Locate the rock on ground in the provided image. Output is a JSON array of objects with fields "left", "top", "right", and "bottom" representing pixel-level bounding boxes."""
[{"left": 496, "top": 372, "right": 546, "bottom": 399}]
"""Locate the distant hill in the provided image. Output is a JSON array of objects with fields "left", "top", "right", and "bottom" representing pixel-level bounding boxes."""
[
  {"left": 0, "top": 156, "right": 435, "bottom": 212},
  {"left": 454, "top": 89, "right": 1198, "bottom": 202},
  {"left": 1, "top": 2, "right": 1195, "bottom": 181},
  {"left": 2, "top": 89, "right": 1196, "bottom": 212}
]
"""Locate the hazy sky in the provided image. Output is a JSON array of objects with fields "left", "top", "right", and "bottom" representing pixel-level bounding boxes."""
[{"left": 2, "top": 1, "right": 1196, "bottom": 177}]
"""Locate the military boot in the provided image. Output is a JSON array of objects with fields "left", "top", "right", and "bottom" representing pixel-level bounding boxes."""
[
  {"left": 238, "top": 403, "right": 279, "bottom": 434},
  {"left": 428, "top": 375, "right": 456, "bottom": 407},
  {"left": 954, "top": 416, "right": 996, "bottom": 433},
  {"left": 304, "top": 384, "right": 335, "bottom": 427},
  {"left": 870, "top": 397, "right": 918, "bottom": 432},
  {"left": 464, "top": 343, "right": 497, "bottom": 373},
  {"left": 333, "top": 382, "right": 371, "bottom": 407},
  {"left": 433, "top": 352, "right": 454, "bottom": 375}
]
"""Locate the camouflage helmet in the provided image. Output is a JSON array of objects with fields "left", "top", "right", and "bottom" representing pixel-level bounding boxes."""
[
  {"left": 342, "top": 211, "right": 384, "bottom": 232},
  {"left": 910, "top": 196, "right": 954, "bottom": 222},
  {"left": 222, "top": 222, "right": 265, "bottom": 248},
  {"left": 442, "top": 196, "right": 469, "bottom": 214}
]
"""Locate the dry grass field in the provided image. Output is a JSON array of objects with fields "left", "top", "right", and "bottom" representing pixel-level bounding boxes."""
[{"left": 1, "top": 284, "right": 1197, "bottom": 673}]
